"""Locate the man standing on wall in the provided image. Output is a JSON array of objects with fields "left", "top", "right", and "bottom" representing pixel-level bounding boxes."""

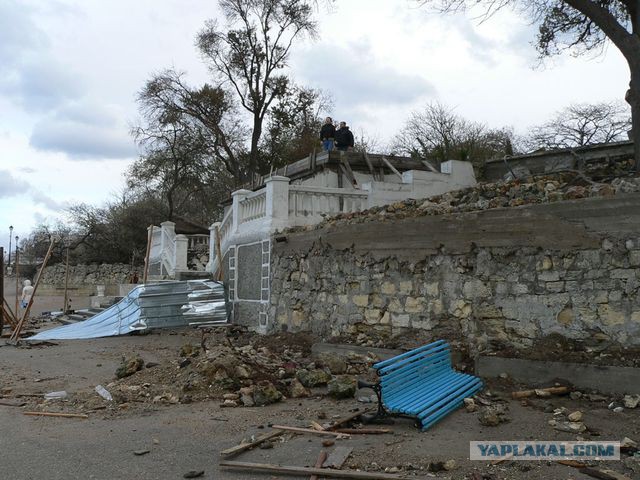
[
  {"left": 335, "top": 121, "right": 354, "bottom": 151},
  {"left": 319, "top": 117, "right": 336, "bottom": 151}
]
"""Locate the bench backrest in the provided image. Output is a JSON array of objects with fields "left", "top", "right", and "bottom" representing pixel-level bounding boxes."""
[{"left": 373, "top": 340, "right": 453, "bottom": 391}]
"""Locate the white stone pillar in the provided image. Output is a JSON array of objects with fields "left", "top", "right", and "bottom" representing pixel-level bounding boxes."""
[
  {"left": 231, "top": 189, "right": 252, "bottom": 232},
  {"left": 207, "top": 222, "right": 221, "bottom": 273},
  {"left": 174, "top": 234, "right": 189, "bottom": 272},
  {"left": 265, "top": 176, "right": 290, "bottom": 231}
]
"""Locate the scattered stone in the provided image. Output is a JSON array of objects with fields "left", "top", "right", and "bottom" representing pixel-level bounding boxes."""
[
  {"left": 478, "top": 404, "right": 509, "bottom": 426},
  {"left": 258, "top": 442, "right": 274, "bottom": 450},
  {"left": 179, "top": 358, "right": 192, "bottom": 369},
  {"left": 327, "top": 375, "right": 357, "bottom": 399},
  {"left": 133, "top": 449, "right": 150, "bottom": 456},
  {"left": 223, "top": 393, "right": 240, "bottom": 401},
  {"left": 116, "top": 356, "right": 145, "bottom": 379},
  {"left": 296, "top": 369, "right": 331, "bottom": 388},
  {"left": 567, "top": 411, "right": 583, "bottom": 422},
  {"left": 221, "top": 399, "right": 238, "bottom": 408},
  {"left": 179, "top": 344, "right": 200, "bottom": 358},
  {"left": 183, "top": 471, "right": 204, "bottom": 478},
  {"left": 553, "top": 421, "right": 587, "bottom": 433},
  {"left": 623, "top": 394, "right": 640, "bottom": 409},
  {"left": 443, "top": 460, "right": 456, "bottom": 471},
  {"left": 253, "top": 381, "right": 283, "bottom": 406},
  {"left": 289, "top": 379, "right": 311, "bottom": 398},
  {"left": 238, "top": 386, "right": 255, "bottom": 407},
  {"left": 322, "top": 439, "right": 335, "bottom": 447},
  {"left": 613, "top": 406, "right": 624, "bottom": 413},
  {"left": 317, "top": 354, "right": 347, "bottom": 375},
  {"left": 621, "top": 437, "right": 637, "bottom": 449},
  {"left": 569, "top": 391, "right": 583, "bottom": 400},
  {"left": 145, "top": 362, "right": 159, "bottom": 369},
  {"left": 464, "top": 398, "right": 478, "bottom": 413}
]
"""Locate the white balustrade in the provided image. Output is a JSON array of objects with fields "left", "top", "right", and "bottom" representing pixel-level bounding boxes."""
[
  {"left": 239, "top": 190, "right": 267, "bottom": 224},
  {"left": 288, "top": 185, "right": 369, "bottom": 223}
]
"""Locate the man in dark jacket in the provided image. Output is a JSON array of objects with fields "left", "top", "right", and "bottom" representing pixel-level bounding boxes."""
[
  {"left": 319, "top": 117, "right": 336, "bottom": 151},
  {"left": 335, "top": 121, "right": 354, "bottom": 151}
]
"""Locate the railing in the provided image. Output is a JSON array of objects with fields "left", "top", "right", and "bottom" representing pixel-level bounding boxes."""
[
  {"left": 187, "top": 234, "right": 210, "bottom": 250},
  {"left": 219, "top": 208, "right": 233, "bottom": 247},
  {"left": 289, "top": 185, "right": 369, "bottom": 222},
  {"left": 239, "top": 190, "right": 267, "bottom": 224}
]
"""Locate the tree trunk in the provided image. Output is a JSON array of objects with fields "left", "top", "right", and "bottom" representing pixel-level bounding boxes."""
[
  {"left": 249, "top": 115, "right": 263, "bottom": 180},
  {"left": 628, "top": 65, "right": 640, "bottom": 171}
]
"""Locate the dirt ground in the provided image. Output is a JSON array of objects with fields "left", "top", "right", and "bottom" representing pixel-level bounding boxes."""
[{"left": 1, "top": 300, "right": 639, "bottom": 479}]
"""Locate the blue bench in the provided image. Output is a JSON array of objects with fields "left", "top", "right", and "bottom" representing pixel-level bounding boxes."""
[{"left": 360, "top": 340, "right": 483, "bottom": 430}]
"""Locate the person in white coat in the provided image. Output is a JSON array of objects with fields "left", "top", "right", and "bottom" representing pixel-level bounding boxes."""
[{"left": 21, "top": 279, "right": 34, "bottom": 308}]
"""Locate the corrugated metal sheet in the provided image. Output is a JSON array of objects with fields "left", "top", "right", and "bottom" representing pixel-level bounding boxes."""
[{"left": 28, "top": 280, "right": 228, "bottom": 341}]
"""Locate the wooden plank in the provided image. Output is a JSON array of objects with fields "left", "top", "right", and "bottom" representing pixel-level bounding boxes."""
[
  {"left": 333, "top": 428, "right": 391, "bottom": 435},
  {"left": 11, "top": 237, "right": 55, "bottom": 340},
  {"left": 220, "top": 430, "right": 284, "bottom": 458},
  {"left": 326, "top": 409, "right": 370, "bottom": 431},
  {"left": 214, "top": 225, "right": 223, "bottom": 282},
  {"left": 23, "top": 411, "right": 88, "bottom": 419},
  {"left": 270, "top": 425, "right": 349, "bottom": 438},
  {"left": 323, "top": 446, "right": 353, "bottom": 469},
  {"left": 310, "top": 450, "right": 328, "bottom": 480},
  {"left": 339, "top": 152, "right": 358, "bottom": 188},
  {"left": 381, "top": 157, "right": 402, "bottom": 180},
  {"left": 511, "top": 386, "right": 570, "bottom": 399},
  {"left": 0, "top": 399, "right": 26, "bottom": 407},
  {"left": 421, "top": 159, "right": 439, "bottom": 173},
  {"left": 143, "top": 225, "right": 153, "bottom": 284},
  {"left": 219, "top": 461, "right": 411, "bottom": 479},
  {"left": 363, "top": 152, "right": 375, "bottom": 176}
]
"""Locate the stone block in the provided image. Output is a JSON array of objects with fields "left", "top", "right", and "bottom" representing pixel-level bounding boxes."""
[
  {"left": 425, "top": 281, "right": 439, "bottom": 297},
  {"left": 546, "top": 281, "right": 565, "bottom": 293},
  {"left": 398, "top": 281, "right": 413, "bottom": 295},
  {"left": 364, "top": 308, "right": 381, "bottom": 324},
  {"left": 388, "top": 298, "right": 404, "bottom": 313},
  {"left": 597, "top": 304, "right": 626, "bottom": 326},
  {"left": 538, "top": 271, "right": 560, "bottom": 282},
  {"left": 611, "top": 269, "right": 636, "bottom": 280},
  {"left": 391, "top": 313, "right": 410, "bottom": 327},
  {"left": 404, "top": 296, "right": 424, "bottom": 313},
  {"left": 463, "top": 279, "right": 491, "bottom": 299},
  {"left": 352, "top": 295, "right": 369, "bottom": 307},
  {"left": 630, "top": 251, "right": 640, "bottom": 267},
  {"left": 381, "top": 282, "right": 396, "bottom": 294},
  {"left": 556, "top": 307, "right": 574, "bottom": 326}
]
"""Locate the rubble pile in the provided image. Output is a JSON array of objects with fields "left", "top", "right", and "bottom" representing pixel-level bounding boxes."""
[{"left": 292, "top": 171, "right": 640, "bottom": 232}]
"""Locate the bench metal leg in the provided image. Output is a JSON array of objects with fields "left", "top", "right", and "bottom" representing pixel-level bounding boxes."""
[{"left": 357, "top": 380, "right": 393, "bottom": 424}]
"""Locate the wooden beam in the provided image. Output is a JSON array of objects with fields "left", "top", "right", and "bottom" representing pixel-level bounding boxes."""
[
  {"left": 310, "top": 450, "right": 328, "bottom": 480},
  {"left": 339, "top": 152, "right": 358, "bottom": 188},
  {"left": 219, "top": 461, "right": 412, "bottom": 479},
  {"left": 23, "top": 411, "right": 88, "bottom": 419},
  {"left": 11, "top": 237, "right": 55, "bottom": 341},
  {"left": 220, "top": 430, "right": 284, "bottom": 458},
  {"left": 326, "top": 409, "right": 371, "bottom": 431},
  {"left": 142, "top": 225, "right": 153, "bottom": 284},
  {"left": 421, "top": 159, "right": 439, "bottom": 173},
  {"left": 214, "top": 226, "right": 223, "bottom": 282},
  {"left": 381, "top": 157, "right": 402, "bottom": 180},
  {"left": 270, "top": 425, "right": 350, "bottom": 438}
]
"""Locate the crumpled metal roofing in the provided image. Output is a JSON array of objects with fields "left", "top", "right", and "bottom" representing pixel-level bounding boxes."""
[{"left": 28, "top": 280, "right": 228, "bottom": 341}]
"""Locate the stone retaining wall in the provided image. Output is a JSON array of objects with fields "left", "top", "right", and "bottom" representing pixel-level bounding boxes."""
[
  {"left": 39, "top": 263, "right": 134, "bottom": 296},
  {"left": 269, "top": 194, "right": 640, "bottom": 352}
]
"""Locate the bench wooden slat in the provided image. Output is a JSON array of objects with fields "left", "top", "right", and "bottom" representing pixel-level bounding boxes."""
[{"left": 369, "top": 340, "right": 483, "bottom": 431}]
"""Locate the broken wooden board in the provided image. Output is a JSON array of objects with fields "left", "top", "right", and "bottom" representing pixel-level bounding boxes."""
[
  {"left": 271, "top": 425, "right": 350, "bottom": 438},
  {"left": 219, "top": 460, "right": 412, "bottom": 479},
  {"left": 220, "top": 430, "right": 284, "bottom": 458},
  {"left": 0, "top": 399, "right": 26, "bottom": 407},
  {"left": 323, "top": 447, "right": 353, "bottom": 469}
]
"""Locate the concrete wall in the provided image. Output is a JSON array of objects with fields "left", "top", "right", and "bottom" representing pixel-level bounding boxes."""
[{"left": 268, "top": 193, "right": 640, "bottom": 353}]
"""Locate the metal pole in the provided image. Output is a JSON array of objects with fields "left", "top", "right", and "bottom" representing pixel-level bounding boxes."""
[
  {"left": 62, "top": 247, "right": 70, "bottom": 314},
  {"left": 14, "top": 247, "right": 19, "bottom": 315},
  {"left": 0, "top": 247, "right": 4, "bottom": 332},
  {"left": 8, "top": 226, "right": 13, "bottom": 270}
]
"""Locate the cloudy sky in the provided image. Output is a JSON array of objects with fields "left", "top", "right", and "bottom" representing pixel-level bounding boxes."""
[{"left": 0, "top": 0, "right": 630, "bottom": 251}]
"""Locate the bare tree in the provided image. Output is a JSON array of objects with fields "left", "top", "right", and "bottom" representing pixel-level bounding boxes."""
[
  {"left": 392, "top": 102, "right": 515, "bottom": 168},
  {"left": 196, "top": 0, "right": 317, "bottom": 178},
  {"left": 524, "top": 101, "right": 632, "bottom": 151},
  {"left": 415, "top": 0, "right": 640, "bottom": 170}
]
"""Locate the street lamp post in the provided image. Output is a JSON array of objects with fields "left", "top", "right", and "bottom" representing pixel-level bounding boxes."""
[{"left": 8, "top": 226, "right": 13, "bottom": 270}]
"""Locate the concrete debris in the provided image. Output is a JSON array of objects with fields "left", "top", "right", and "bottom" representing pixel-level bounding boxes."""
[
  {"left": 116, "top": 356, "right": 145, "bottom": 379},
  {"left": 327, "top": 375, "right": 357, "bottom": 399},
  {"left": 567, "top": 410, "right": 583, "bottom": 422},
  {"left": 478, "top": 404, "right": 510, "bottom": 426},
  {"left": 623, "top": 394, "right": 640, "bottom": 409},
  {"left": 296, "top": 368, "right": 332, "bottom": 388}
]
